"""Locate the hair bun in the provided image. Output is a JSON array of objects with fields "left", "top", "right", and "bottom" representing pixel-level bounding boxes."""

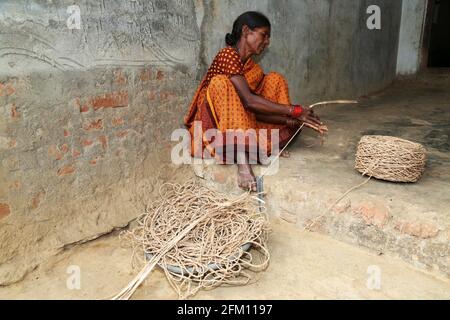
[{"left": 225, "top": 33, "right": 237, "bottom": 46}]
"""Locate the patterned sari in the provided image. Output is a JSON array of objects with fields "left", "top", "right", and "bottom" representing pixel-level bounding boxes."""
[{"left": 184, "top": 46, "right": 297, "bottom": 161}]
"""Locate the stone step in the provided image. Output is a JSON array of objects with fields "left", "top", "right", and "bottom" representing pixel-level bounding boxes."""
[{"left": 191, "top": 160, "right": 450, "bottom": 277}]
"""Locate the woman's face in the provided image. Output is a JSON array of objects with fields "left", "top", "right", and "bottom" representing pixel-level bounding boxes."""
[{"left": 244, "top": 26, "right": 271, "bottom": 55}]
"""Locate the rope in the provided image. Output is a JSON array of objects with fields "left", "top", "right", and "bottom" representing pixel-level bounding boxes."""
[
  {"left": 355, "top": 135, "right": 426, "bottom": 182},
  {"left": 305, "top": 135, "right": 426, "bottom": 229},
  {"left": 110, "top": 180, "right": 270, "bottom": 300},
  {"left": 109, "top": 100, "right": 358, "bottom": 300},
  {"left": 304, "top": 161, "right": 379, "bottom": 230},
  {"left": 260, "top": 100, "right": 357, "bottom": 178}
]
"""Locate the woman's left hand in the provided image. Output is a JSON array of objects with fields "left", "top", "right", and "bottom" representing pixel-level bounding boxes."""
[{"left": 304, "top": 107, "right": 321, "bottom": 122}]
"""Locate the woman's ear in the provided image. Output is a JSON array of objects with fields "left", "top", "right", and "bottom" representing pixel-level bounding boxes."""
[{"left": 242, "top": 25, "right": 250, "bottom": 37}]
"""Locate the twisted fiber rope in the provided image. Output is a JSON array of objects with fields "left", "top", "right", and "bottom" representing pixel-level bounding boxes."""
[
  {"left": 305, "top": 136, "right": 426, "bottom": 230},
  {"left": 355, "top": 135, "right": 426, "bottom": 182},
  {"left": 112, "top": 180, "right": 270, "bottom": 300}
]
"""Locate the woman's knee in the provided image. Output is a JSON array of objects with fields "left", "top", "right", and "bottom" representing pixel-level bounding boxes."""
[{"left": 265, "top": 71, "right": 287, "bottom": 85}]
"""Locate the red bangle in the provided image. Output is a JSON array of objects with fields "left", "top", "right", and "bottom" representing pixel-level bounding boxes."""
[{"left": 291, "top": 105, "right": 303, "bottom": 118}]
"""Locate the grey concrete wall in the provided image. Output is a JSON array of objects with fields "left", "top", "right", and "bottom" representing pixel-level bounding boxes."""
[
  {"left": 199, "top": 0, "right": 403, "bottom": 103},
  {"left": 397, "top": 0, "right": 428, "bottom": 75},
  {"left": 0, "top": 0, "right": 403, "bottom": 285}
]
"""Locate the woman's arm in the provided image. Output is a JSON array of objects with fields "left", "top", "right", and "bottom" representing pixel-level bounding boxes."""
[
  {"left": 255, "top": 113, "right": 290, "bottom": 125},
  {"left": 230, "top": 74, "right": 323, "bottom": 130},
  {"left": 229, "top": 75, "right": 291, "bottom": 116}
]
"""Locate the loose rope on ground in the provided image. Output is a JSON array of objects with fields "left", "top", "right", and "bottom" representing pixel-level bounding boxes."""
[
  {"left": 304, "top": 161, "right": 379, "bottom": 230},
  {"left": 111, "top": 180, "right": 270, "bottom": 300}
]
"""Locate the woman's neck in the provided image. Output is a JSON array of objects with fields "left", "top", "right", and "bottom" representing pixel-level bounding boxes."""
[{"left": 234, "top": 40, "right": 252, "bottom": 64}]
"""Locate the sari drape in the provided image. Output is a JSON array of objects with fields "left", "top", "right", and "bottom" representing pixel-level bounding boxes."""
[{"left": 184, "top": 46, "right": 297, "bottom": 161}]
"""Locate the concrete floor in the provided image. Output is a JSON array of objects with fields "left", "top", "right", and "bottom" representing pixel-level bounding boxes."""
[
  {"left": 0, "top": 73, "right": 448, "bottom": 299},
  {"left": 194, "top": 72, "right": 450, "bottom": 276},
  {"left": 0, "top": 218, "right": 448, "bottom": 300}
]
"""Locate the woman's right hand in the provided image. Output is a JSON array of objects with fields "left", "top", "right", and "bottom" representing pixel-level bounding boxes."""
[{"left": 297, "top": 109, "right": 328, "bottom": 134}]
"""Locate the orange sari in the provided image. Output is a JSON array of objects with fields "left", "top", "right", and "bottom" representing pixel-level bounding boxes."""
[{"left": 184, "top": 46, "right": 296, "bottom": 160}]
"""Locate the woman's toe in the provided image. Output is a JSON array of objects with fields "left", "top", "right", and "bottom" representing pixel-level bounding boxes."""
[{"left": 279, "top": 150, "right": 290, "bottom": 158}]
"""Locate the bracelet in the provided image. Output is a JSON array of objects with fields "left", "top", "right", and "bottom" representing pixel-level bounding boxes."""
[{"left": 290, "top": 105, "right": 303, "bottom": 118}]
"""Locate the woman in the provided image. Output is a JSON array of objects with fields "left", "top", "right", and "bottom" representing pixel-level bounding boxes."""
[{"left": 184, "top": 11, "right": 326, "bottom": 191}]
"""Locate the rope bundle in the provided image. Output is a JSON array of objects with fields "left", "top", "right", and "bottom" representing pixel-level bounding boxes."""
[
  {"left": 113, "top": 180, "right": 270, "bottom": 300},
  {"left": 355, "top": 135, "right": 426, "bottom": 182}
]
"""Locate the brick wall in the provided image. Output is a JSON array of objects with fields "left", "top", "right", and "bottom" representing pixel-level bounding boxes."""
[{"left": 0, "top": 0, "right": 200, "bottom": 285}]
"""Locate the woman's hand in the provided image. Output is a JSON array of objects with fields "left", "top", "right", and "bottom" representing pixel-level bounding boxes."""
[
  {"left": 295, "top": 107, "right": 328, "bottom": 134},
  {"left": 286, "top": 117, "right": 328, "bottom": 134}
]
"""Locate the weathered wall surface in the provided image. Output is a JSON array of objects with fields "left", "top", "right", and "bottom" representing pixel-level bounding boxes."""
[
  {"left": 199, "top": 0, "right": 403, "bottom": 103},
  {"left": 397, "top": 0, "right": 428, "bottom": 75},
  {"left": 1, "top": 0, "right": 404, "bottom": 285},
  {"left": 0, "top": 0, "right": 200, "bottom": 285}
]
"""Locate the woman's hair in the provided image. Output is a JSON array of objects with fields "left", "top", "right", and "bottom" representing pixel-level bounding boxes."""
[{"left": 225, "top": 11, "right": 271, "bottom": 46}]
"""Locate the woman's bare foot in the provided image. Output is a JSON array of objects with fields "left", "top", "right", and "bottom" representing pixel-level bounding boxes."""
[
  {"left": 237, "top": 163, "right": 257, "bottom": 192},
  {"left": 280, "top": 150, "right": 290, "bottom": 158}
]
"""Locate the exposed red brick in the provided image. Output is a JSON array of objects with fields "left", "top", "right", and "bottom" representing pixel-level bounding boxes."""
[
  {"left": 8, "top": 138, "right": 17, "bottom": 148},
  {"left": 395, "top": 221, "right": 440, "bottom": 239},
  {"left": 91, "top": 91, "right": 129, "bottom": 110},
  {"left": 147, "top": 91, "right": 156, "bottom": 101},
  {"left": 159, "top": 91, "right": 175, "bottom": 101},
  {"left": 64, "top": 129, "right": 71, "bottom": 137},
  {"left": 0, "top": 203, "right": 11, "bottom": 219},
  {"left": 31, "top": 191, "right": 46, "bottom": 209},
  {"left": 57, "top": 166, "right": 75, "bottom": 176},
  {"left": 74, "top": 98, "right": 89, "bottom": 113},
  {"left": 112, "top": 117, "right": 124, "bottom": 126},
  {"left": 83, "top": 119, "right": 103, "bottom": 131},
  {"left": 134, "top": 112, "right": 145, "bottom": 124},
  {"left": 89, "top": 158, "right": 98, "bottom": 165},
  {"left": 82, "top": 139, "right": 94, "bottom": 147},
  {"left": 98, "top": 135, "right": 108, "bottom": 150},
  {"left": 332, "top": 200, "right": 351, "bottom": 214},
  {"left": 0, "top": 202, "right": 11, "bottom": 219},
  {"left": 115, "top": 130, "right": 128, "bottom": 138},
  {"left": 114, "top": 70, "right": 127, "bottom": 86},
  {"left": 352, "top": 201, "right": 390, "bottom": 228},
  {"left": 115, "top": 148, "right": 125, "bottom": 158},
  {"left": 6, "top": 86, "right": 15, "bottom": 96},
  {"left": 59, "top": 143, "right": 70, "bottom": 154},
  {"left": 9, "top": 180, "right": 21, "bottom": 190},
  {"left": 72, "top": 149, "right": 81, "bottom": 158},
  {"left": 11, "top": 104, "right": 20, "bottom": 119},
  {"left": 156, "top": 70, "right": 164, "bottom": 80},
  {"left": 48, "top": 145, "right": 63, "bottom": 160},
  {"left": 80, "top": 104, "right": 89, "bottom": 113},
  {"left": 139, "top": 69, "right": 151, "bottom": 82},
  {"left": 0, "top": 81, "right": 15, "bottom": 97}
]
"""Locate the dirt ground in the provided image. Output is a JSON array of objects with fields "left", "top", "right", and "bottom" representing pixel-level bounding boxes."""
[{"left": 0, "top": 217, "right": 448, "bottom": 300}]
